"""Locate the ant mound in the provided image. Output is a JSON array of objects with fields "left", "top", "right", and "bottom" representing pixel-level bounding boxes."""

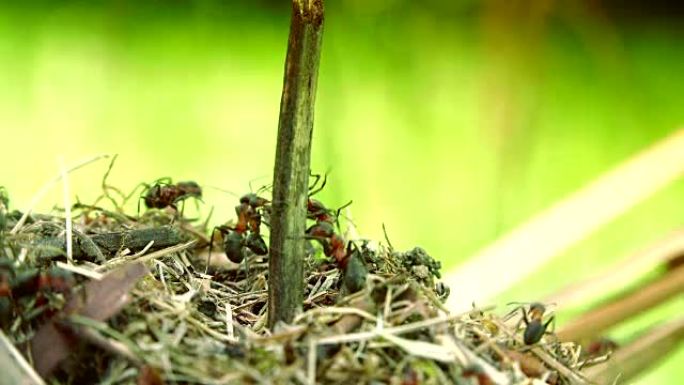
[{"left": 0, "top": 185, "right": 595, "bottom": 385}]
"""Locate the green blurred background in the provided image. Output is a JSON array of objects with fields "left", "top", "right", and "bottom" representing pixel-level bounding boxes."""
[{"left": 0, "top": 1, "right": 682, "bottom": 382}]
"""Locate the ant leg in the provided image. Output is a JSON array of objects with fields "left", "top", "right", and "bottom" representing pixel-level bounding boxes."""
[
  {"left": 179, "top": 200, "right": 186, "bottom": 220},
  {"left": 124, "top": 182, "right": 149, "bottom": 207},
  {"left": 521, "top": 307, "right": 530, "bottom": 326},
  {"left": 514, "top": 307, "right": 529, "bottom": 333},
  {"left": 333, "top": 200, "right": 353, "bottom": 231},
  {"left": 308, "top": 173, "right": 328, "bottom": 197},
  {"left": 502, "top": 305, "right": 520, "bottom": 321},
  {"left": 544, "top": 315, "right": 556, "bottom": 333},
  {"left": 153, "top": 177, "right": 173, "bottom": 185},
  {"left": 542, "top": 316, "right": 559, "bottom": 345},
  {"left": 206, "top": 227, "right": 219, "bottom": 274},
  {"left": 243, "top": 256, "right": 251, "bottom": 290},
  {"left": 308, "top": 172, "right": 321, "bottom": 191},
  {"left": 168, "top": 204, "right": 179, "bottom": 225}
]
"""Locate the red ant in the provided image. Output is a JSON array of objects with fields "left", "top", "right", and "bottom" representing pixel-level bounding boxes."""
[
  {"left": 0, "top": 262, "right": 74, "bottom": 299},
  {"left": 211, "top": 225, "right": 268, "bottom": 264},
  {"left": 144, "top": 180, "right": 202, "bottom": 209},
  {"left": 208, "top": 190, "right": 270, "bottom": 266},
  {"left": 304, "top": 177, "right": 365, "bottom": 293},
  {"left": 508, "top": 302, "right": 556, "bottom": 345},
  {"left": 235, "top": 193, "right": 269, "bottom": 234},
  {"left": 584, "top": 337, "right": 618, "bottom": 359},
  {"left": 0, "top": 262, "right": 75, "bottom": 324},
  {"left": 306, "top": 224, "right": 366, "bottom": 293},
  {"left": 133, "top": 178, "right": 202, "bottom": 215}
]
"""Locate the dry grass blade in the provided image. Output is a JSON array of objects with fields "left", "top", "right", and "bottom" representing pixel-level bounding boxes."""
[
  {"left": 97, "top": 240, "right": 196, "bottom": 272},
  {"left": 10, "top": 154, "right": 110, "bottom": 235},
  {"left": 0, "top": 330, "right": 46, "bottom": 385},
  {"left": 445, "top": 128, "right": 684, "bottom": 312},
  {"left": 557, "top": 263, "right": 684, "bottom": 342},
  {"left": 546, "top": 229, "right": 684, "bottom": 310},
  {"left": 583, "top": 318, "right": 684, "bottom": 384},
  {"left": 58, "top": 157, "right": 74, "bottom": 264},
  {"left": 379, "top": 332, "right": 456, "bottom": 362},
  {"left": 55, "top": 261, "right": 103, "bottom": 280}
]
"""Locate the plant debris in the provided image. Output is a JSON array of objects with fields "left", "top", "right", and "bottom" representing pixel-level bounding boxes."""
[{"left": 0, "top": 178, "right": 598, "bottom": 385}]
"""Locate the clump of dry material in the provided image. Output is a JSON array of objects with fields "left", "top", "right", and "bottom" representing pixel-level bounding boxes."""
[{"left": 0, "top": 182, "right": 597, "bottom": 385}]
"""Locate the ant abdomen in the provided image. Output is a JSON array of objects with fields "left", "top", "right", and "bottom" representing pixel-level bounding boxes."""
[
  {"left": 222, "top": 230, "right": 245, "bottom": 263},
  {"left": 245, "top": 233, "right": 268, "bottom": 256}
]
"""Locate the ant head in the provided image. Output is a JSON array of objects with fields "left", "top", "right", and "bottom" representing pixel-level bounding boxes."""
[
  {"left": 529, "top": 302, "right": 546, "bottom": 313},
  {"left": 505, "top": 301, "right": 550, "bottom": 320},
  {"left": 239, "top": 192, "right": 269, "bottom": 208},
  {"left": 239, "top": 193, "right": 253, "bottom": 205},
  {"left": 308, "top": 198, "right": 326, "bottom": 211},
  {"left": 306, "top": 221, "right": 335, "bottom": 238}
]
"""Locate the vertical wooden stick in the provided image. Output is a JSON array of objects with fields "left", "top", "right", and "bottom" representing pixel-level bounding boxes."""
[{"left": 269, "top": 0, "right": 324, "bottom": 328}]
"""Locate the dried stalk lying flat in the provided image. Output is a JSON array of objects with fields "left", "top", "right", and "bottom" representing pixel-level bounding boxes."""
[
  {"left": 446, "top": 128, "right": 684, "bottom": 313},
  {"left": 0, "top": 195, "right": 590, "bottom": 385},
  {"left": 582, "top": 318, "right": 684, "bottom": 384}
]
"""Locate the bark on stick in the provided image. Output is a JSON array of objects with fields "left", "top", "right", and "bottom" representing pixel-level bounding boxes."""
[{"left": 268, "top": 0, "right": 324, "bottom": 328}]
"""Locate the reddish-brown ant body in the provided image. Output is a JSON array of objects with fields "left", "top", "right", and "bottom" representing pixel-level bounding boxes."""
[
  {"left": 304, "top": 177, "right": 365, "bottom": 293},
  {"left": 305, "top": 203, "right": 346, "bottom": 264},
  {"left": 235, "top": 193, "right": 269, "bottom": 234},
  {"left": 307, "top": 199, "right": 334, "bottom": 223},
  {"left": 0, "top": 262, "right": 75, "bottom": 325},
  {"left": 141, "top": 179, "right": 202, "bottom": 211},
  {"left": 584, "top": 337, "right": 618, "bottom": 359},
  {"left": 212, "top": 224, "right": 269, "bottom": 265},
  {"left": 210, "top": 190, "right": 270, "bottom": 266}
]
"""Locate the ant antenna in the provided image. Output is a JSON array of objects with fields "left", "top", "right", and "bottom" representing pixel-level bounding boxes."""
[
  {"left": 308, "top": 171, "right": 330, "bottom": 196},
  {"left": 205, "top": 185, "right": 240, "bottom": 198},
  {"left": 333, "top": 200, "right": 353, "bottom": 231},
  {"left": 154, "top": 177, "right": 173, "bottom": 185},
  {"left": 247, "top": 175, "right": 271, "bottom": 193},
  {"left": 206, "top": 226, "right": 218, "bottom": 274}
]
